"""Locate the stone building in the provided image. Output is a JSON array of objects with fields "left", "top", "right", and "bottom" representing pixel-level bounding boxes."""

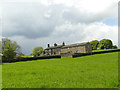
[
  {"left": 44, "top": 42, "right": 65, "bottom": 55},
  {"left": 43, "top": 42, "right": 92, "bottom": 56}
]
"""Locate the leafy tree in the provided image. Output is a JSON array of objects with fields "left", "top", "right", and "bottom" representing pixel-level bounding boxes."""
[
  {"left": 90, "top": 40, "right": 99, "bottom": 50},
  {"left": 32, "top": 46, "right": 43, "bottom": 57},
  {"left": 17, "top": 52, "right": 25, "bottom": 57},
  {"left": 99, "top": 39, "right": 113, "bottom": 49},
  {"left": 112, "top": 45, "right": 118, "bottom": 49},
  {"left": 2, "top": 38, "right": 21, "bottom": 60}
]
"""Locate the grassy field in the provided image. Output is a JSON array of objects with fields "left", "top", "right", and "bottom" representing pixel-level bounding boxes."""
[
  {"left": 0, "top": 64, "right": 2, "bottom": 89},
  {"left": 2, "top": 52, "right": 118, "bottom": 88},
  {"left": 92, "top": 49, "right": 118, "bottom": 52}
]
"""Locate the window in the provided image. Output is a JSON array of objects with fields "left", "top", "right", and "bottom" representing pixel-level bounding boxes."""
[{"left": 76, "top": 50, "right": 80, "bottom": 53}]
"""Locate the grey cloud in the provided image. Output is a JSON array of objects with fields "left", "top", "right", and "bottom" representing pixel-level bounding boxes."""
[
  {"left": 2, "top": 0, "right": 118, "bottom": 55},
  {"left": 63, "top": 3, "right": 117, "bottom": 24},
  {"left": 2, "top": 1, "right": 117, "bottom": 39},
  {"left": 2, "top": 3, "right": 64, "bottom": 38}
]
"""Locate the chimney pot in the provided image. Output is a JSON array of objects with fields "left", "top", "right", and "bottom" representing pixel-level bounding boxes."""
[
  {"left": 62, "top": 42, "right": 65, "bottom": 46},
  {"left": 54, "top": 43, "right": 57, "bottom": 46},
  {"left": 48, "top": 44, "right": 50, "bottom": 47}
]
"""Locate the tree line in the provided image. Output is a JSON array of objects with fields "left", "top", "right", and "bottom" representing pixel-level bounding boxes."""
[
  {"left": 1, "top": 38, "right": 118, "bottom": 61},
  {"left": 90, "top": 39, "right": 117, "bottom": 50}
]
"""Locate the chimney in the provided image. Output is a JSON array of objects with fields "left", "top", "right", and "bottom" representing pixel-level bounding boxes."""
[
  {"left": 54, "top": 43, "right": 57, "bottom": 46},
  {"left": 48, "top": 44, "right": 50, "bottom": 47},
  {"left": 62, "top": 42, "right": 65, "bottom": 46}
]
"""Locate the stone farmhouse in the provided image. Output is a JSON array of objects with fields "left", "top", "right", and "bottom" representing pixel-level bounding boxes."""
[{"left": 43, "top": 42, "right": 92, "bottom": 57}]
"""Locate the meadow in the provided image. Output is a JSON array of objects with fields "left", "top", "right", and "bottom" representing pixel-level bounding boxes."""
[
  {"left": 92, "top": 49, "right": 118, "bottom": 52},
  {"left": 2, "top": 52, "right": 118, "bottom": 88},
  {"left": 0, "top": 64, "right": 2, "bottom": 89}
]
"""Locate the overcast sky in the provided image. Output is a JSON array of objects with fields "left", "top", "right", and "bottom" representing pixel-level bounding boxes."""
[{"left": 1, "top": 0, "right": 118, "bottom": 55}]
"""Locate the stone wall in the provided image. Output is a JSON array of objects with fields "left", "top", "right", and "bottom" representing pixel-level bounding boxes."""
[
  {"left": 2, "top": 55, "right": 61, "bottom": 63},
  {"left": 61, "top": 53, "right": 73, "bottom": 57},
  {"left": 73, "top": 49, "right": 120, "bottom": 58},
  {"left": 61, "top": 46, "right": 86, "bottom": 54},
  {"left": 54, "top": 48, "right": 61, "bottom": 55},
  {"left": 85, "top": 43, "right": 92, "bottom": 53}
]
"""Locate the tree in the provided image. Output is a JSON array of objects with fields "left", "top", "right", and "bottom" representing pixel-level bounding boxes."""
[
  {"left": 90, "top": 40, "right": 99, "bottom": 50},
  {"left": 17, "top": 52, "right": 25, "bottom": 57},
  {"left": 32, "top": 46, "right": 43, "bottom": 57},
  {"left": 112, "top": 45, "right": 118, "bottom": 49},
  {"left": 99, "top": 39, "right": 113, "bottom": 49},
  {"left": 2, "top": 38, "right": 21, "bottom": 60}
]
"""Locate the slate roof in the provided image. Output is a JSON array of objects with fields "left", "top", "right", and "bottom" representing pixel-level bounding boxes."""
[
  {"left": 62, "top": 42, "right": 89, "bottom": 48},
  {"left": 45, "top": 42, "right": 89, "bottom": 50}
]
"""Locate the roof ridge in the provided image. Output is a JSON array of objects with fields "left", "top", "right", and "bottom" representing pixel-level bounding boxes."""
[{"left": 45, "top": 42, "right": 89, "bottom": 50}]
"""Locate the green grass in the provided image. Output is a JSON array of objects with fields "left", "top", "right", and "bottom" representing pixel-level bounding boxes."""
[
  {"left": 0, "top": 64, "right": 2, "bottom": 89},
  {"left": 2, "top": 52, "right": 118, "bottom": 88},
  {"left": 92, "top": 49, "right": 118, "bottom": 52}
]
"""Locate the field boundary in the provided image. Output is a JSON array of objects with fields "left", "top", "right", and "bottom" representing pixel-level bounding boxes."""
[
  {"left": 2, "top": 55, "right": 61, "bottom": 63},
  {"left": 2, "top": 49, "right": 120, "bottom": 63},
  {"left": 72, "top": 49, "right": 120, "bottom": 58}
]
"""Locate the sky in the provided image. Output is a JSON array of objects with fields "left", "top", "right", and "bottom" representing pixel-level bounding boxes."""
[{"left": 1, "top": 0, "right": 119, "bottom": 55}]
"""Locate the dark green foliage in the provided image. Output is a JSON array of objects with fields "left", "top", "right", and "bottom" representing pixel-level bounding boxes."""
[
  {"left": 90, "top": 40, "right": 99, "bottom": 50},
  {"left": 2, "top": 38, "right": 21, "bottom": 60},
  {"left": 112, "top": 45, "right": 118, "bottom": 49},
  {"left": 99, "top": 39, "right": 113, "bottom": 49},
  {"left": 32, "top": 46, "right": 43, "bottom": 57}
]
